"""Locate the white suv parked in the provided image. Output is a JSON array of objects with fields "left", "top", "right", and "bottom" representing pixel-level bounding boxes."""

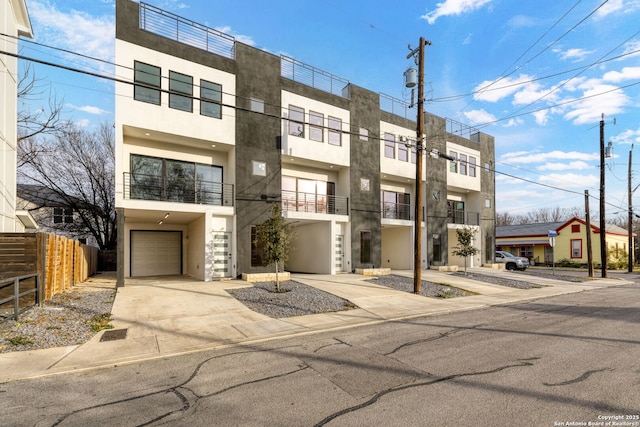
[{"left": 495, "top": 251, "right": 530, "bottom": 271}]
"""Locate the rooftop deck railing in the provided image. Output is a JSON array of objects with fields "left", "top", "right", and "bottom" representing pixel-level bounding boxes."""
[{"left": 281, "top": 56, "right": 350, "bottom": 98}]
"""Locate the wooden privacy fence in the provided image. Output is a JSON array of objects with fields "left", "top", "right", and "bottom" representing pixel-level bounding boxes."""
[{"left": 0, "top": 232, "right": 98, "bottom": 304}]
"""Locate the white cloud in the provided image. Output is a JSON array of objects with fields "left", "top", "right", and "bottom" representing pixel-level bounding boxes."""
[
  {"left": 214, "top": 26, "right": 255, "bottom": 46},
  {"left": 29, "top": 1, "right": 115, "bottom": 68},
  {"left": 501, "top": 150, "right": 599, "bottom": 164},
  {"left": 473, "top": 74, "right": 535, "bottom": 102},
  {"left": 421, "top": 0, "right": 492, "bottom": 24},
  {"left": 74, "top": 118, "right": 90, "bottom": 128},
  {"left": 562, "top": 83, "right": 630, "bottom": 124},
  {"left": 537, "top": 161, "right": 592, "bottom": 171},
  {"left": 611, "top": 127, "right": 640, "bottom": 145},
  {"left": 538, "top": 173, "right": 599, "bottom": 188},
  {"left": 503, "top": 118, "right": 524, "bottom": 127},
  {"left": 66, "top": 104, "right": 109, "bottom": 115},
  {"left": 620, "top": 40, "right": 640, "bottom": 59},
  {"left": 594, "top": 0, "right": 625, "bottom": 19},
  {"left": 553, "top": 47, "right": 594, "bottom": 62},
  {"left": 602, "top": 67, "right": 640, "bottom": 83},
  {"left": 463, "top": 109, "right": 496, "bottom": 125}
]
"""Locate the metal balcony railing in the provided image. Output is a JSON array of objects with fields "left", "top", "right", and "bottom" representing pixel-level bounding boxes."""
[
  {"left": 124, "top": 172, "right": 234, "bottom": 206},
  {"left": 381, "top": 202, "right": 411, "bottom": 220},
  {"left": 448, "top": 211, "right": 480, "bottom": 226},
  {"left": 281, "top": 56, "right": 350, "bottom": 98},
  {"left": 281, "top": 190, "right": 348, "bottom": 215}
]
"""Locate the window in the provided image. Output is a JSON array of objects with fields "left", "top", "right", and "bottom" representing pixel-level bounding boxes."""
[
  {"left": 328, "top": 116, "right": 342, "bottom": 146},
  {"left": 459, "top": 154, "right": 467, "bottom": 175},
  {"left": 359, "top": 127, "right": 369, "bottom": 141},
  {"left": 411, "top": 147, "right": 417, "bottom": 164},
  {"left": 360, "top": 178, "right": 370, "bottom": 192},
  {"left": 53, "top": 207, "right": 73, "bottom": 224},
  {"left": 130, "top": 154, "right": 223, "bottom": 205},
  {"left": 571, "top": 224, "right": 580, "bottom": 233},
  {"left": 432, "top": 234, "right": 442, "bottom": 262},
  {"left": 381, "top": 191, "right": 410, "bottom": 220},
  {"left": 250, "top": 97, "right": 264, "bottom": 113},
  {"left": 288, "top": 105, "right": 305, "bottom": 137},
  {"left": 134, "top": 61, "right": 161, "bottom": 105},
  {"left": 449, "top": 151, "right": 457, "bottom": 172},
  {"left": 169, "top": 71, "right": 193, "bottom": 112},
  {"left": 469, "top": 156, "right": 477, "bottom": 177},
  {"left": 251, "top": 226, "right": 267, "bottom": 267},
  {"left": 252, "top": 161, "right": 266, "bottom": 176},
  {"left": 360, "top": 230, "right": 371, "bottom": 264},
  {"left": 201, "top": 80, "right": 222, "bottom": 118},
  {"left": 398, "top": 141, "right": 408, "bottom": 162},
  {"left": 571, "top": 239, "right": 582, "bottom": 258},
  {"left": 310, "top": 111, "right": 324, "bottom": 142},
  {"left": 485, "top": 198, "right": 491, "bottom": 208},
  {"left": 384, "top": 133, "right": 395, "bottom": 159},
  {"left": 447, "top": 200, "right": 465, "bottom": 224}
]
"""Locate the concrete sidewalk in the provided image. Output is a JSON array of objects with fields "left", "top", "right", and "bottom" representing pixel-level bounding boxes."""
[{"left": 0, "top": 268, "right": 632, "bottom": 383}]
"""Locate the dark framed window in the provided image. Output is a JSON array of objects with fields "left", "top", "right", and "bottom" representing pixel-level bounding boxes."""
[
  {"left": 328, "top": 116, "right": 341, "bottom": 146},
  {"left": 169, "top": 71, "right": 193, "bottom": 112},
  {"left": 288, "top": 105, "right": 305, "bottom": 137},
  {"left": 447, "top": 200, "right": 465, "bottom": 224},
  {"left": 459, "top": 154, "right": 467, "bottom": 175},
  {"left": 398, "top": 142, "right": 408, "bottom": 162},
  {"left": 310, "top": 111, "right": 323, "bottom": 142},
  {"left": 469, "top": 156, "right": 477, "bottom": 177},
  {"left": 381, "top": 191, "right": 410, "bottom": 220},
  {"left": 411, "top": 146, "right": 417, "bottom": 164},
  {"left": 251, "top": 226, "right": 267, "bottom": 267},
  {"left": 360, "top": 230, "right": 372, "bottom": 264},
  {"left": 384, "top": 133, "right": 395, "bottom": 159},
  {"left": 201, "top": 80, "right": 222, "bottom": 118},
  {"left": 53, "top": 207, "right": 74, "bottom": 224},
  {"left": 432, "top": 234, "right": 442, "bottom": 262},
  {"left": 130, "top": 154, "right": 223, "bottom": 205},
  {"left": 449, "top": 151, "right": 457, "bottom": 172},
  {"left": 134, "top": 61, "right": 161, "bottom": 105}
]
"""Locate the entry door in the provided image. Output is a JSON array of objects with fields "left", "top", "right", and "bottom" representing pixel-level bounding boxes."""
[
  {"left": 212, "top": 232, "right": 232, "bottom": 278},
  {"left": 335, "top": 234, "right": 344, "bottom": 272}
]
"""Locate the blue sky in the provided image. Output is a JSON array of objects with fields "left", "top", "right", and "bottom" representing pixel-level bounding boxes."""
[{"left": 15, "top": 0, "right": 640, "bottom": 218}]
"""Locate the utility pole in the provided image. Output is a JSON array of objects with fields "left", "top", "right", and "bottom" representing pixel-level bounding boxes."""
[
  {"left": 628, "top": 144, "right": 634, "bottom": 272},
  {"left": 408, "top": 37, "right": 430, "bottom": 294},
  {"left": 599, "top": 113, "right": 607, "bottom": 278},
  {"left": 585, "top": 190, "right": 594, "bottom": 278}
]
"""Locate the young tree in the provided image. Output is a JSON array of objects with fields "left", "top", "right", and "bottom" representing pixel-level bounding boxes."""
[
  {"left": 18, "top": 123, "right": 117, "bottom": 250},
  {"left": 452, "top": 227, "right": 479, "bottom": 275},
  {"left": 254, "top": 204, "right": 294, "bottom": 292}
]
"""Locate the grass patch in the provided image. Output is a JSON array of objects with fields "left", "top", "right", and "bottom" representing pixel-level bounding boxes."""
[
  {"left": 7, "top": 336, "right": 34, "bottom": 346},
  {"left": 87, "top": 313, "right": 113, "bottom": 332}
]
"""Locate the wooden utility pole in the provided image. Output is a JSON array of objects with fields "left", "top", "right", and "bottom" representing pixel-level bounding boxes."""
[
  {"left": 585, "top": 190, "right": 594, "bottom": 278},
  {"left": 599, "top": 114, "right": 607, "bottom": 278},
  {"left": 408, "top": 37, "right": 430, "bottom": 294}
]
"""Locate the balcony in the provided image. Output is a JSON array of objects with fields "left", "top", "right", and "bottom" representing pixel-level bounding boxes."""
[
  {"left": 123, "top": 172, "right": 234, "bottom": 206},
  {"left": 448, "top": 210, "right": 479, "bottom": 226},
  {"left": 381, "top": 202, "right": 411, "bottom": 220},
  {"left": 281, "top": 190, "right": 348, "bottom": 215}
]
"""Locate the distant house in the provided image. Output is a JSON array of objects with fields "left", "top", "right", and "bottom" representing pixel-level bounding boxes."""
[
  {"left": 496, "top": 217, "right": 633, "bottom": 265},
  {"left": 16, "top": 184, "right": 97, "bottom": 246}
]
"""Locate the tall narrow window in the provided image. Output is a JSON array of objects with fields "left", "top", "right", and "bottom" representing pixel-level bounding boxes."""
[
  {"left": 309, "top": 111, "right": 323, "bottom": 142},
  {"left": 571, "top": 239, "right": 582, "bottom": 258},
  {"left": 459, "top": 153, "right": 467, "bottom": 175},
  {"left": 449, "top": 151, "right": 457, "bottom": 173},
  {"left": 251, "top": 226, "right": 267, "bottom": 267},
  {"left": 411, "top": 146, "right": 417, "bottom": 164},
  {"left": 384, "top": 133, "right": 395, "bottom": 159},
  {"left": 469, "top": 156, "right": 476, "bottom": 177},
  {"left": 201, "top": 80, "right": 222, "bottom": 118},
  {"left": 432, "top": 234, "right": 442, "bottom": 262},
  {"left": 328, "top": 116, "right": 342, "bottom": 146},
  {"left": 134, "top": 61, "right": 161, "bottom": 105},
  {"left": 398, "top": 142, "right": 408, "bottom": 162},
  {"left": 288, "top": 105, "right": 305, "bottom": 137},
  {"left": 360, "top": 230, "right": 372, "bottom": 264},
  {"left": 169, "top": 71, "right": 193, "bottom": 112}
]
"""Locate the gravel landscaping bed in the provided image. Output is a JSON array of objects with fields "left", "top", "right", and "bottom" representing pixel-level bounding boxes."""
[
  {"left": 452, "top": 272, "right": 545, "bottom": 289},
  {"left": 227, "top": 280, "right": 357, "bottom": 318},
  {"left": 0, "top": 284, "right": 116, "bottom": 354},
  {"left": 367, "top": 274, "right": 473, "bottom": 298},
  {"left": 512, "top": 270, "right": 585, "bottom": 282}
]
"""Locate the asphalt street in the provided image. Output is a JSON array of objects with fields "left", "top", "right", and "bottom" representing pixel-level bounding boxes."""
[{"left": 1, "top": 282, "right": 639, "bottom": 426}]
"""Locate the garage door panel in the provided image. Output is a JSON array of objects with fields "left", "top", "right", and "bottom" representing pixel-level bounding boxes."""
[{"left": 131, "top": 231, "right": 182, "bottom": 277}]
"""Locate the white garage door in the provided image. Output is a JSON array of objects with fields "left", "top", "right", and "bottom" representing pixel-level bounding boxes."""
[{"left": 131, "top": 231, "right": 182, "bottom": 277}]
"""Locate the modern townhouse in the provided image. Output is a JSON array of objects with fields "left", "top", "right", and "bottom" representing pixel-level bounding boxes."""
[
  {"left": 1, "top": 0, "right": 35, "bottom": 232},
  {"left": 114, "top": 0, "right": 496, "bottom": 285}
]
